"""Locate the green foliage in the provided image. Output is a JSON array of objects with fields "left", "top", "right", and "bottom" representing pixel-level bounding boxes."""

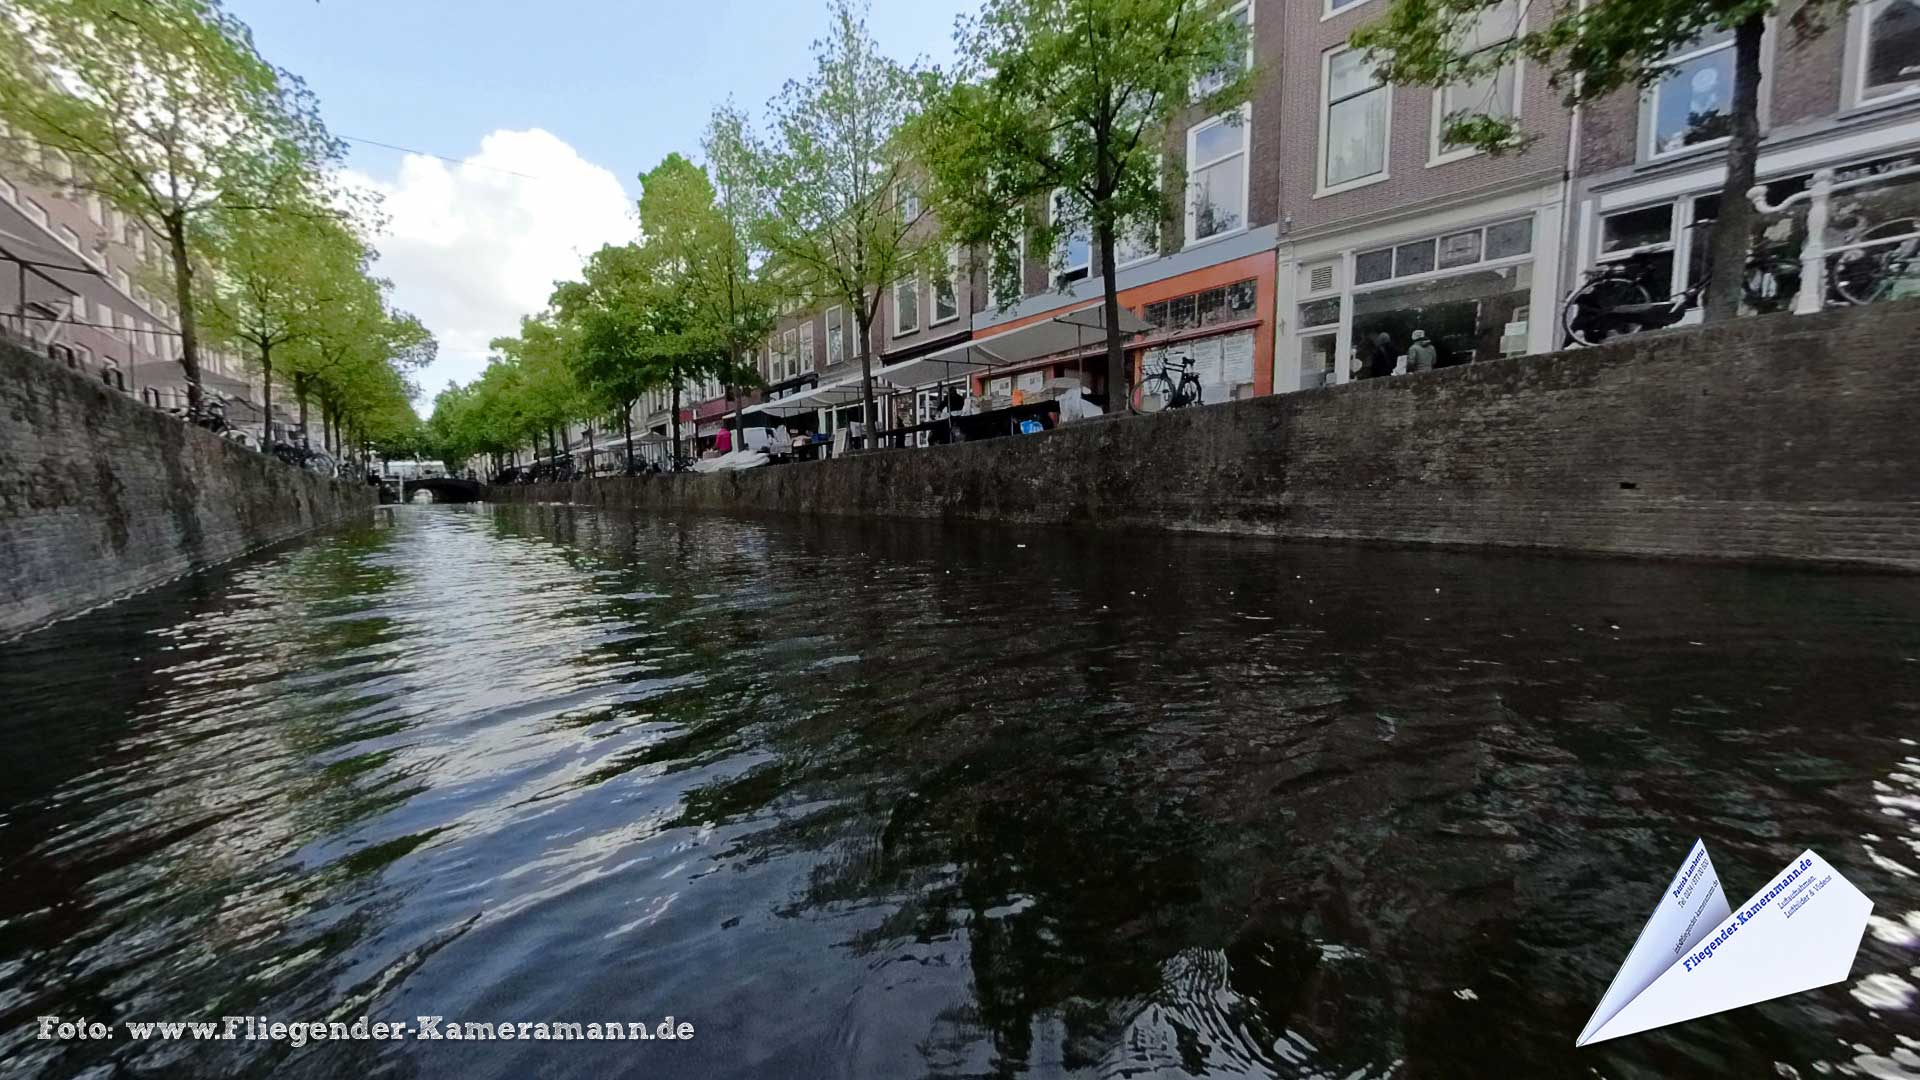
[
  {"left": 750, "top": 0, "right": 936, "bottom": 428},
  {"left": 916, "top": 0, "right": 1251, "bottom": 298},
  {"left": 1350, "top": 0, "right": 1786, "bottom": 155},
  {"left": 911, "top": 0, "right": 1252, "bottom": 407},
  {"left": 0, "top": 0, "right": 344, "bottom": 402}
]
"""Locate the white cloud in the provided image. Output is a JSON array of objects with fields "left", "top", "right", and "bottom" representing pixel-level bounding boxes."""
[{"left": 341, "top": 129, "right": 634, "bottom": 408}]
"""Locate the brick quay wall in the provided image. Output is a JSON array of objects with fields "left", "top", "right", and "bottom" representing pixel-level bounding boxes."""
[
  {"left": 1, "top": 341, "right": 376, "bottom": 637},
  {"left": 501, "top": 301, "right": 1920, "bottom": 573}
]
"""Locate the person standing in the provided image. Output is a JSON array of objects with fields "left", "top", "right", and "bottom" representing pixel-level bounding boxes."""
[
  {"left": 1407, "top": 330, "right": 1437, "bottom": 374},
  {"left": 1367, "top": 332, "right": 1397, "bottom": 380}
]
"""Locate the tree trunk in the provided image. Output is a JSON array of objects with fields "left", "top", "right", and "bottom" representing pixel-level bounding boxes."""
[
  {"left": 294, "top": 373, "right": 310, "bottom": 449},
  {"left": 1095, "top": 217, "right": 1127, "bottom": 411},
  {"left": 163, "top": 213, "right": 204, "bottom": 412},
  {"left": 671, "top": 380, "right": 683, "bottom": 467},
  {"left": 623, "top": 404, "right": 635, "bottom": 474},
  {"left": 857, "top": 315, "right": 876, "bottom": 452},
  {"left": 1704, "top": 15, "right": 1767, "bottom": 323},
  {"left": 729, "top": 381, "right": 746, "bottom": 447},
  {"left": 586, "top": 423, "right": 596, "bottom": 477},
  {"left": 260, "top": 346, "right": 274, "bottom": 447}
]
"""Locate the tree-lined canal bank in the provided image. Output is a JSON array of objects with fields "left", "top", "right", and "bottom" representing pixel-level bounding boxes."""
[{"left": 4, "top": 503, "right": 1918, "bottom": 1078}]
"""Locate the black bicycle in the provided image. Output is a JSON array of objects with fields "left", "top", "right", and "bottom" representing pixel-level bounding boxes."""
[
  {"left": 1563, "top": 245, "right": 1802, "bottom": 347},
  {"left": 1137, "top": 353, "right": 1204, "bottom": 412}
]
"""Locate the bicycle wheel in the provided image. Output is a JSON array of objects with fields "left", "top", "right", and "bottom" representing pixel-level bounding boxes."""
[
  {"left": 1562, "top": 276, "right": 1652, "bottom": 347},
  {"left": 1833, "top": 219, "right": 1920, "bottom": 305},
  {"left": 1136, "top": 373, "right": 1175, "bottom": 413}
]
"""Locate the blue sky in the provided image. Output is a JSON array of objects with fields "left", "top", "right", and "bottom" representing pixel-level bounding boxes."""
[{"left": 225, "top": 0, "right": 973, "bottom": 405}]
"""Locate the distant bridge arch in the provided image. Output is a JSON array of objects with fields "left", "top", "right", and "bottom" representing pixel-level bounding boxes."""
[{"left": 401, "top": 477, "right": 487, "bottom": 503}]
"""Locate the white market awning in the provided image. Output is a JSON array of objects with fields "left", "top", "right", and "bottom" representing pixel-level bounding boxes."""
[
  {"left": 754, "top": 374, "right": 898, "bottom": 418},
  {"left": 873, "top": 304, "right": 1153, "bottom": 389}
]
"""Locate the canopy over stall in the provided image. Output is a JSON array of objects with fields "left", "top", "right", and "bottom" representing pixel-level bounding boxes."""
[
  {"left": 747, "top": 374, "right": 899, "bottom": 420},
  {"left": 872, "top": 304, "right": 1153, "bottom": 390}
]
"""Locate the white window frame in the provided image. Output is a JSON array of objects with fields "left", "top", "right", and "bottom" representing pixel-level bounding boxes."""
[
  {"left": 23, "top": 198, "right": 48, "bottom": 228},
  {"left": 114, "top": 267, "right": 131, "bottom": 295},
  {"left": 782, "top": 328, "right": 799, "bottom": 379},
  {"left": 1195, "top": 1, "right": 1255, "bottom": 98},
  {"left": 1317, "top": 47, "right": 1392, "bottom": 196},
  {"left": 1428, "top": 1, "right": 1525, "bottom": 167},
  {"left": 893, "top": 275, "right": 920, "bottom": 336},
  {"left": 932, "top": 246, "right": 961, "bottom": 325},
  {"left": 897, "top": 181, "right": 921, "bottom": 225},
  {"left": 1185, "top": 105, "right": 1252, "bottom": 247},
  {"left": 57, "top": 224, "right": 81, "bottom": 252},
  {"left": 1639, "top": 27, "right": 1772, "bottom": 163},
  {"left": 1844, "top": 0, "right": 1920, "bottom": 109},
  {"left": 1323, "top": 0, "right": 1380, "bottom": 20},
  {"left": 0, "top": 177, "right": 15, "bottom": 205},
  {"left": 85, "top": 193, "right": 103, "bottom": 225},
  {"left": 799, "top": 320, "right": 815, "bottom": 371},
  {"left": 826, "top": 305, "right": 845, "bottom": 365}
]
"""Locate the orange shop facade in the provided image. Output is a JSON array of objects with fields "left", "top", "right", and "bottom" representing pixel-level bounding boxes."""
[{"left": 966, "top": 245, "right": 1280, "bottom": 408}]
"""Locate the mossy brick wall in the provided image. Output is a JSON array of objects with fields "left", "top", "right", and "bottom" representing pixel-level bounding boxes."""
[
  {"left": 1, "top": 341, "right": 375, "bottom": 637},
  {"left": 504, "top": 300, "right": 1920, "bottom": 573}
]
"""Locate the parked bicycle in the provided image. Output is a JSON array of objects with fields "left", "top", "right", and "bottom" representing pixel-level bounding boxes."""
[
  {"left": 1562, "top": 231, "right": 1799, "bottom": 347},
  {"left": 1137, "top": 353, "right": 1204, "bottom": 412},
  {"left": 1828, "top": 205, "right": 1920, "bottom": 306}
]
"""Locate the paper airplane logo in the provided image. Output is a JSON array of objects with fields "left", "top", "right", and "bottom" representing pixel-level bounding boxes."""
[{"left": 1577, "top": 841, "right": 1873, "bottom": 1046}]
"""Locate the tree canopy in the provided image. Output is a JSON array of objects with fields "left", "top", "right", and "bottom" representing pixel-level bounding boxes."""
[
  {"left": 913, "top": 0, "right": 1253, "bottom": 409},
  {"left": 0, "top": 0, "right": 345, "bottom": 405}
]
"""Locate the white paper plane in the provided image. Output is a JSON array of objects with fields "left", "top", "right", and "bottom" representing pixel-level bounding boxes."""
[{"left": 1577, "top": 841, "right": 1872, "bottom": 1046}]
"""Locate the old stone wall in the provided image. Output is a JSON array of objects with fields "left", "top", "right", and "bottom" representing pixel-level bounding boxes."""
[
  {"left": 503, "top": 300, "right": 1920, "bottom": 573},
  {"left": 1, "top": 341, "right": 375, "bottom": 636}
]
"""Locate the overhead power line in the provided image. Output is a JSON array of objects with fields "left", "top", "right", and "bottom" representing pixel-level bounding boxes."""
[{"left": 339, "top": 134, "right": 542, "bottom": 180}]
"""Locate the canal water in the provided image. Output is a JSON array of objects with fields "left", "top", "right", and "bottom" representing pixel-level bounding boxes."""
[{"left": 4, "top": 505, "right": 1919, "bottom": 1079}]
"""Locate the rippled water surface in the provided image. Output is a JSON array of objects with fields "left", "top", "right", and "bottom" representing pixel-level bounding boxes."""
[{"left": 5, "top": 504, "right": 1920, "bottom": 1078}]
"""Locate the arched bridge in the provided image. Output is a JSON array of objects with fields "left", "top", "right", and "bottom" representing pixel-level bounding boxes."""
[{"left": 399, "top": 477, "right": 488, "bottom": 503}]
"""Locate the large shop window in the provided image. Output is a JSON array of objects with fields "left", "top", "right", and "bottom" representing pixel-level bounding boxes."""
[
  {"left": 1142, "top": 329, "right": 1258, "bottom": 406},
  {"left": 1187, "top": 109, "right": 1249, "bottom": 244},
  {"left": 1648, "top": 29, "right": 1737, "bottom": 159},
  {"left": 1856, "top": 0, "right": 1920, "bottom": 104},
  {"left": 1351, "top": 265, "right": 1533, "bottom": 376},
  {"left": 1434, "top": 0, "right": 1522, "bottom": 160},
  {"left": 1322, "top": 49, "right": 1389, "bottom": 189}
]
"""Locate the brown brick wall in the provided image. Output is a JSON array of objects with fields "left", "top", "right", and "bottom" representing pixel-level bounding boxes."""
[
  {"left": 1, "top": 341, "right": 375, "bottom": 636},
  {"left": 1276, "top": 0, "right": 1571, "bottom": 236},
  {"left": 506, "top": 301, "right": 1920, "bottom": 573}
]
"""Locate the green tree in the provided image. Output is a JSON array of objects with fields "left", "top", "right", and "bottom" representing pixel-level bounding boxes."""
[
  {"left": 199, "top": 205, "right": 369, "bottom": 445},
  {"left": 491, "top": 314, "right": 587, "bottom": 463},
  {"left": 1351, "top": 0, "right": 1799, "bottom": 322},
  {"left": 636, "top": 148, "right": 777, "bottom": 446},
  {"left": 752, "top": 0, "right": 936, "bottom": 444},
  {"left": 702, "top": 114, "right": 782, "bottom": 439},
  {"left": 0, "top": 0, "right": 341, "bottom": 408},
  {"left": 914, "top": 0, "right": 1252, "bottom": 410}
]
